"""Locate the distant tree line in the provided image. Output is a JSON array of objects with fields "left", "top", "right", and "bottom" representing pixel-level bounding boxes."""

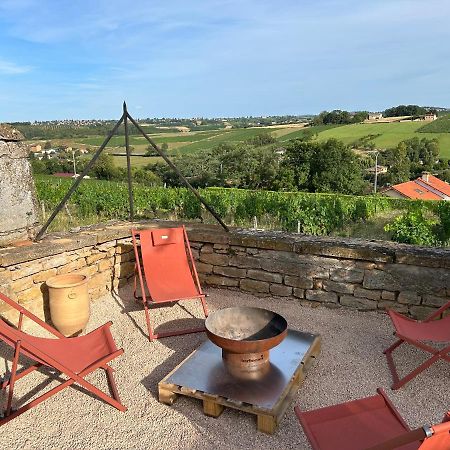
[
  {"left": 312, "top": 110, "right": 368, "bottom": 126},
  {"left": 383, "top": 104, "right": 435, "bottom": 117}
]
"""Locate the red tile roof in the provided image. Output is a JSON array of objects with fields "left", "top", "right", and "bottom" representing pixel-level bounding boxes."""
[
  {"left": 391, "top": 181, "right": 442, "bottom": 200},
  {"left": 418, "top": 174, "right": 450, "bottom": 197},
  {"left": 389, "top": 174, "right": 450, "bottom": 200}
]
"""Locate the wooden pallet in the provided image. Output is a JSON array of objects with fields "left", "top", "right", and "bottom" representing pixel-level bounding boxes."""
[{"left": 158, "top": 335, "right": 321, "bottom": 434}]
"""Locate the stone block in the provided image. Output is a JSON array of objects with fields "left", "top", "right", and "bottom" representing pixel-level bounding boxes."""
[
  {"left": 381, "top": 291, "right": 396, "bottom": 301},
  {"left": 409, "top": 305, "right": 437, "bottom": 320},
  {"left": 229, "top": 255, "right": 261, "bottom": 269},
  {"left": 364, "top": 264, "right": 450, "bottom": 293},
  {"left": 330, "top": 268, "right": 364, "bottom": 283},
  {"left": 247, "top": 269, "right": 282, "bottom": 284},
  {"left": 96, "top": 240, "right": 117, "bottom": 251},
  {"left": 422, "top": 294, "right": 449, "bottom": 308},
  {"left": 213, "top": 244, "right": 230, "bottom": 254},
  {"left": 86, "top": 252, "right": 107, "bottom": 265},
  {"left": 240, "top": 279, "right": 270, "bottom": 293},
  {"left": 202, "top": 274, "right": 239, "bottom": 287},
  {"left": 75, "top": 265, "right": 99, "bottom": 277},
  {"left": 363, "top": 269, "right": 399, "bottom": 291},
  {"left": 10, "top": 261, "right": 44, "bottom": 280},
  {"left": 200, "top": 244, "right": 214, "bottom": 254},
  {"left": 199, "top": 252, "right": 229, "bottom": 267},
  {"left": 98, "top": 258, "right": 113, "bottom": 272},
  {"left": 16, "top": 285, "right": 43, "bottom": 304},
  {"left": 196, "top": 262, "right": 213, "bottom": 274},
  {"left": 270, "top": 284, "right": 292, "bottom": 297},
  {"left": 377, "top": 301, "right": 408, "bottom": 314},
  {"left": 323, "top": 280, "right": 355, "bottom": 294},
  {"left": 33, "top": 268, "right": 57, "bottom": 283},
  {"left": 339, "top": 295, "right": 377, "bottom": 310},
  {"left": 10, "top": 275, "right": 34, "bottom": 292},
  {"left": 115, "top": 261, "right": 135, "bottom": 279},
  {"left": 58, "top": 258, "right": 87, "bottom": 274},
  {"left": 313, "top": 279, "right": 323, "bottom": 289},
  {"left": 398, "top": 291, "right": 421, "bottom": 305},
  {"left": 284, "top": 275, "right": 313, "bottom": 289},
  {"left": 293, "top": 288, "right": 305, "bottom": 298},
  {"left": 353, "top": 287, "right": 381, "bottom": 300},
  {"left": 230, "top": 246, "right": 247, "bottom": 256},
  {"left": 305, "top": 290, "right": 338, "bottom": 303},
  {"left": 42, "top": 254, "right": 78, "bottom": 270},
  {"left": 213, "top": 266, "right": 246, "bottom": 278}
]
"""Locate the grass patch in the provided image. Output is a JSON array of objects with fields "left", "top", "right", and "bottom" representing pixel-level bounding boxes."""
[{"left": 418, "top": 114, "right": 450, "bottom": 133}]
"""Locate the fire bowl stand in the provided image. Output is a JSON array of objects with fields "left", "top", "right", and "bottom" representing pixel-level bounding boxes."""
[{"left": 158, "top": 330, "right": 321, "bottom": 434}]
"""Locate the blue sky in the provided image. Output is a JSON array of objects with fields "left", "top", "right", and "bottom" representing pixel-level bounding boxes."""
[{"left": 1, "top": 0, "right": 449, "bottom": 121}]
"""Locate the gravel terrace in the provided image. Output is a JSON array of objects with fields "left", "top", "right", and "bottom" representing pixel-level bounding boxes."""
[{"left": 1, "top": 286, "right": 448, "bottom": 450}]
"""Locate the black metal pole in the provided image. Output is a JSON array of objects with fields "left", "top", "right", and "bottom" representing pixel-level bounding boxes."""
[
  {"left": 35, "top": 114, "right": 125, "bottom": 241},
  {"left": 126, "top": 113, "right": 229, "bottom": 232},
  {"left": 123, "top": 102, "right": 134, "bottom": 221}
]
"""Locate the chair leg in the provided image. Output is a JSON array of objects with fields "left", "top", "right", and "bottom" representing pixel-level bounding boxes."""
[
  {"left": 143, "top": 304, "right": 156, "bottom": 341},
  {"left": 385, "top": 339, "right": 448, "bottom": 389},
  {"left": 5, "top": 340, "right": 21, "bottom": 416},
  {"left": 200, "top": 296, "right": 209, "bottom": 317},
  {"left": 104, "top": 366, "right": 123, "bottom": 406}
]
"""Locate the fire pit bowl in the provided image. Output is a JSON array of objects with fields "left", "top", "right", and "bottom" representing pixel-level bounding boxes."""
[{"left": 205, "top": 307, "right": 288, "bottom": 379}]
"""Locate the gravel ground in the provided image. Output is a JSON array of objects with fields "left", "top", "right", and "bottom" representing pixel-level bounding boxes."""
[{"left": 1, "top": 285, "right": 448, "bottom": 450}]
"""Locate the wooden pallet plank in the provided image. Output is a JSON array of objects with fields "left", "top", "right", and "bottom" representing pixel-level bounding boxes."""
[
  {"left": 203, "top": 399, "right": 224, "bottom": 417},
  {"left": 158, "top": 332, "right": 321, "bottom": 433},
  {"left": 159, "top": 386, "right": 178, "bottom": 405}
]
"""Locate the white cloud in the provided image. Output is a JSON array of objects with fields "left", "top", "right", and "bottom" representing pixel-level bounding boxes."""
[{"left": 0, "top": 59, "right": 32, "bottom": 75}]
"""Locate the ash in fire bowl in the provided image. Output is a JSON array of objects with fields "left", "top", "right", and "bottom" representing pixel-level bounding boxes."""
[{"left": 205, "top": 307, "right": 288, "bottom": 380}]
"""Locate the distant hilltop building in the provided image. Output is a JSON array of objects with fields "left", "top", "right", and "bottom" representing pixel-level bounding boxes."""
[
  {"left": 367, "top": 113, "right": 383, "bottom": 120},
  {"left": 423, "top": 113, "right": 437, "bottom": 121},
  {"left": 382, "top": 172, "right": 450, "bottom": 200}
]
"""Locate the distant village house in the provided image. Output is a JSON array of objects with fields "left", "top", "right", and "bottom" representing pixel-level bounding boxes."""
[
  {"left": 382, "top": 173, "right": 450, "bottom": 200},
  {"left": 367, "top": 113, "right": 383, "bottom": 120}
]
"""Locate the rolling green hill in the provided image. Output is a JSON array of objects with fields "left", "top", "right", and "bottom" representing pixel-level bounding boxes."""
[
  {"left": 418, "top": 114, "right": 450, "bottom": 133},
  {"left": 302, "top": 122, "right": 450, "bottom": 158}
]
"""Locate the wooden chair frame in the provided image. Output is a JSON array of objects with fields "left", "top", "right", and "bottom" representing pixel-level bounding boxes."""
[
  {"left": 131, "top": 226, "right": 208, "bottom": 341},
  {"left": 0, "top": 292, "right": 126, "bottom": 426}
]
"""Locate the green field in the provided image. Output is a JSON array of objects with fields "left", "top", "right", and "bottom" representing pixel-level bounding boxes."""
[
  {"left": 29, "top": 120, "right": 450, "bottom": 163},
  {"left": 308, "top": 122, "right": 450, "bottom": 158}
]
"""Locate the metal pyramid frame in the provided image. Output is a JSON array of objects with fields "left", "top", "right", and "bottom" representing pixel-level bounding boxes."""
[{"left": 35, "top": 102, "right": 229, "bottom": 240}]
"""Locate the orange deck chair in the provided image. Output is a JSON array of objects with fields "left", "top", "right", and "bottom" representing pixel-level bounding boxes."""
[
  {"left": 131, "top": 226, "right": 208, "bottom": 341},
  {"left": 384, "top": 301, "right": 450, "bottom": 390},
  {"left": 295, "top": 388, "right": 450, "bottom": 450},
  {"left": 0, "top": 292, "right": 126, "bottom": 426}
]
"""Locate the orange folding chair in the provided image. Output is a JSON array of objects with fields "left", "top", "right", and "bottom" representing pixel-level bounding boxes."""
[
  {"left": 384, "top": 301, "right": 450, "bottom": 389},
  {"left": 131, "top": 226, "right": 208, "bottom": 341},
  {"left": 0, "top": 292, "right": 126, "bottom": 426},
  {"left": 295, "top": 388, "right": 450, "bottom": 450}
]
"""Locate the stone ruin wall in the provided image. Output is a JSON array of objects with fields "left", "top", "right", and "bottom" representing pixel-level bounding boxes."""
[
  {"left": 0, "top": 221, "right": 449, "bottom": 328},
  {"left": 0, "top": 126, "right": 39, "bottom": 245}
]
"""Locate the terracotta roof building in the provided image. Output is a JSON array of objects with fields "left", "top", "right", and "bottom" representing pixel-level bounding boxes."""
[{"left": 382, "top": 173, "right": 450, "bottom": 200}]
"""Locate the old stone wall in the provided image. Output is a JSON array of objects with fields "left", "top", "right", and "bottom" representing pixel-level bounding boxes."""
[
  {"left": 0, "top": 221, "right": 448, "bottom": 327},
  {"left": 0, "top": 137, "right": 39, "bottom": 245}
]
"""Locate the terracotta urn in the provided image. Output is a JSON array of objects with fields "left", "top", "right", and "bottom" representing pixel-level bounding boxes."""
[{"left": 46, "top": 274, "right": 90, "bottom": 336}]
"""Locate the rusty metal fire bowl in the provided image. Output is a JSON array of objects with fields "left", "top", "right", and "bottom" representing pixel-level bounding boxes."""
[{"left": 205, "top": 307, "right": 288, "bottom": 380}]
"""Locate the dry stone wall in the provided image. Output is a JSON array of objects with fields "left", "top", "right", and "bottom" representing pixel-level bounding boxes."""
[{"left": 0, "top": 221, "right": 449, "bottom": 327}]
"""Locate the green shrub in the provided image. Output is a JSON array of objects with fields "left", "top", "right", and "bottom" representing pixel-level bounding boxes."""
[{"left": 384, "top": 210, "right": 439, "bottom": 246}]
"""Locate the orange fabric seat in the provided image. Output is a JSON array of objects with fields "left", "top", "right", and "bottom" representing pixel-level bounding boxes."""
[
  {"left": 132, "top": 226, "right": 208, "bottom": 341},
  {"left": 0, "top": 292, "right": 126, "bottom": 426},
  {"left": 295, "top": 389, "right": 450, "bottom": 450},
  {"left": 384, "top": 302, "right": 450, "bottom": 389}
]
